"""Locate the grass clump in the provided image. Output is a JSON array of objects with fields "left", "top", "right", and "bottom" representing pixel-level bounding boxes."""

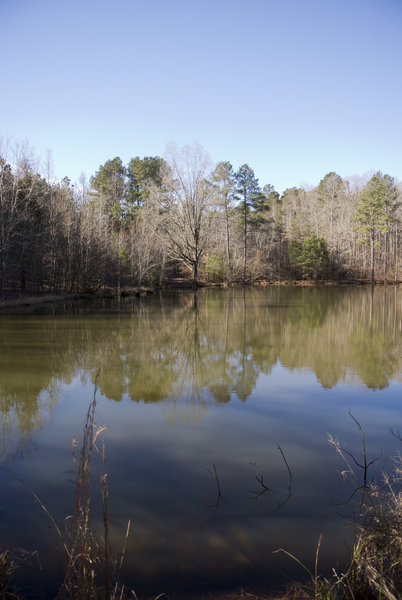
[
  {"left": 331, "top": 454, "right": 402, "bottom": 600},
  {"left": 1, "top": 383, "right": 132, "bottom": 600},
  {"left": 0, "top": 548, "right": 20, "bottom": 599},
  {"left": 280, "top": 419, "right": 402, "bottom": 600},
  {"left": 56, "top": 385, "right": 131, "bottom": 600}
]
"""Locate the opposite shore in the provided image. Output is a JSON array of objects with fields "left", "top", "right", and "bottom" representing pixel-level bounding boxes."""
[{"left": 1, "top": 277, "right": 401, "bottom": 310}]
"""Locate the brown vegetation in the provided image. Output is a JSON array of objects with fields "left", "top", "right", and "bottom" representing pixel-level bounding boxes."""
[{"left": 0, "top": 141, "right": 401, "bottom": 296}]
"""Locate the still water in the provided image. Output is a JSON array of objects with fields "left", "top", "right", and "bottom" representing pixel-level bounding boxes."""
[{"left": 0, "top": 286, "right": 401, "bottom": 598}]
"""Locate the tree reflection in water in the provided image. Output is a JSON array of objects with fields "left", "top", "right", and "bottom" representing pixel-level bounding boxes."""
[
  {"left": 0, "top": 285, "right": 401, "bottom": 458},
  {"left": 0, "top": 286, "right": 401, "bottom": 597}
]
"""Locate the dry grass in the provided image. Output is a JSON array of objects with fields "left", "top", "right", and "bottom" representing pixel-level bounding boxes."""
[
  {"left": 0, "top": 382, "right": 132, "bottom": 600},
  {"left": 0, "top": 548, "right": 19, "bottom": 599},
  {"left": 329, "top": 453, "right": 402, "bottom": 600},
  {"left": 55, "top": 383, "right": 131, "bottom": 600},
  {"left": 282, "top": 434, "right": 402, "bottom": 600},
  {"left": 172, "top": 586, "right": 310, "bottom": 600}
]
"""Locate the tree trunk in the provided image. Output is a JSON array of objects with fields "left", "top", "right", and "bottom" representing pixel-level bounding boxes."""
[
  {"left": 225, "top": 206, "right": 232, "bottom": 280},
  {"left": 370, "top": 227, "right": 375, "bottom": 284},
  {"left": 383, "top": 231, "right": 388, "bottom": 282},
  {"left": 192, "top": 260, "right": 198, "bottom": 286},
  {"left": 243, "top": 205, "right": 247, "bottom": 283}
]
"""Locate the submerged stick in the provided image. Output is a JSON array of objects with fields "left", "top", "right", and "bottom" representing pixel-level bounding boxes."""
[
  {"left": 249, "top": 461, "right": 270, "bottom": 499},
  {"left": 207, "top": 463, "right": 222, "bottom": 517},
  {"left": 277, "top": 444, "right": 293, "bottom": 509}
]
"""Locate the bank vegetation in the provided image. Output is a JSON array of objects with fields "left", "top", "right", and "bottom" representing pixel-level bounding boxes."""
[{"left": 0, "top": 140, "right": 401, "bottom": 297}]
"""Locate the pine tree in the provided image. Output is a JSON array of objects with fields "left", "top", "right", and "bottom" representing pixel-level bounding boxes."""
[
  {"left": 234, "top": 164, "right": 261, "bottom": 282},
  {"left": 353, "top": 172, "right": 399, "bottom": 283}
]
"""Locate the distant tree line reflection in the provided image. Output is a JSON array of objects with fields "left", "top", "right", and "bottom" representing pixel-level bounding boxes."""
[{"left": 0, "top": 286, "right": 401, "bottom": 458}]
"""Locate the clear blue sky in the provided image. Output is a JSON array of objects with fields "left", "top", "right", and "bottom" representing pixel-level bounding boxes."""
[{"left": 1, "top": 0, "right": 401, "bottom": 193}]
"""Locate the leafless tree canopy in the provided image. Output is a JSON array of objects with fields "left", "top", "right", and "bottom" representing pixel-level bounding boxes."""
[{"left": 0, "top": 139, "right": 401, "bottom": 295}]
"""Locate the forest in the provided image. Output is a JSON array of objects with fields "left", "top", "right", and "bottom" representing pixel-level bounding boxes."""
[{"left": 0, "top": 140, "right": 401, "bottom": 295}]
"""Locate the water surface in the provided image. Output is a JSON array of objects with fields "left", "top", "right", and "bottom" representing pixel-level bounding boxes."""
[{"left": 0, "top": 286, "right": 401, "bottom": 597}]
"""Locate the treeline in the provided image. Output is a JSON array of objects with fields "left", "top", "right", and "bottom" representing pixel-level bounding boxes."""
[{"left": 0, "top": 141, "right": 401, "bottom": 294}]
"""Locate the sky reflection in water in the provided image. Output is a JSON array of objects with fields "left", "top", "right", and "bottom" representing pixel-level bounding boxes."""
[{"left": 0, "top": 286, "right": 401, "bottom": 597}]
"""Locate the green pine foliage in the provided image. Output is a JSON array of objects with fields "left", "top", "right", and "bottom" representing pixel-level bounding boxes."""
[
  {"left": 289, "top": 235, "right": 330, "bottom": 280},
  {"left": 354, "top": 171, "right": 399, "bottom": 242},
  {"left": 353, "top": 172, "right": 400, "bottom": 283}
]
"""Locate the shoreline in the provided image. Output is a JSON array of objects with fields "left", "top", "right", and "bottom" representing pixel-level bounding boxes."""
[{"left": 0, "top": 279, "right": 400, "bottom": 309}]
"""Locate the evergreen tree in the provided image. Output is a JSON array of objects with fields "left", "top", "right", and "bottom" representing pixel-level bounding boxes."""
[
  {"left": 90, "top": 157, "right": 127, "bottom": 229},
  {"left": 126, "top": 156, "right": 165, "bottom": 210},
  {"left": 289, "top": 235, "right": 330, "bottom": 280},
  {"left": 210, "top": 161, "right": 236, "bottom": 279},
  {"left": 234, "top": 164, "right": 261, "bottom": 282},
  {"left": 353, "top": 172, "right": 400, "bottom": 283}
]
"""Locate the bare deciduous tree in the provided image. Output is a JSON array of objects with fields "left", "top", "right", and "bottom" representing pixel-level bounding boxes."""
[{"left": 150, "top": 143, "right": 213, "bottom": 284}]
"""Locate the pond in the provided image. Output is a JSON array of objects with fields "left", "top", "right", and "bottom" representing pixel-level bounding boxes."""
[{"left": 0, "top": 286, "right": 401, "bottom": 598}]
